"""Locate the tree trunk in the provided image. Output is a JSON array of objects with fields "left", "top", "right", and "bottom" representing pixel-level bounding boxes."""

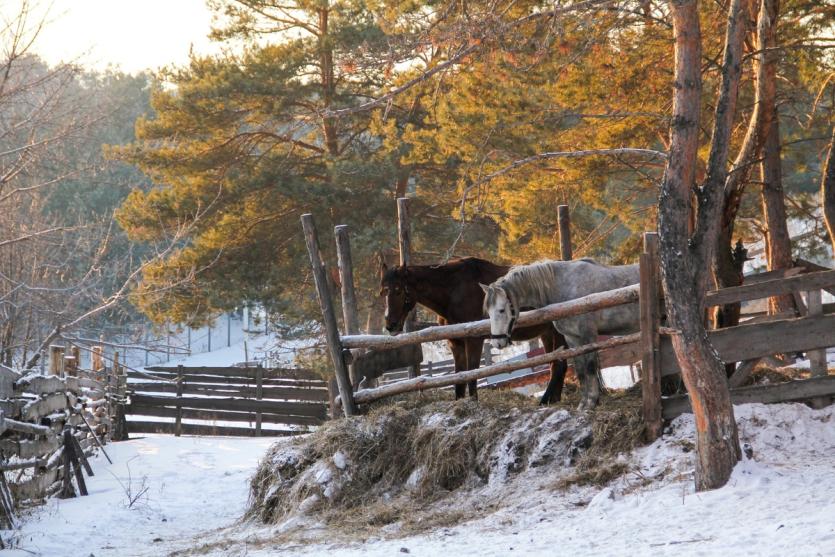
[
  {"left": 820, "top": 128, "right": 835, "bottom": 257},
  {"left": 318, "top": 7, "right": 339, "bottom": 156},
  {"left": 757, "top": 0, "right": 794, "bottom": 314},
  {"left": 659, "top": 0, "right": 742, "bottom": 492}
]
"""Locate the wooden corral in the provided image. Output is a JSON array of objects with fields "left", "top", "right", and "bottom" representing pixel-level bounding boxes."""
[
  {"left": 0, "top": 345, "right": 119, "bottom": 528},
  {"left": 126, "top": 365, "right": 329, "bottom": 436},
  {"left": 302, "top": 211, "right": 835, "bottom": 437}
]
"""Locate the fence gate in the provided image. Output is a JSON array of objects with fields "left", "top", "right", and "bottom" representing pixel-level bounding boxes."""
[{"left": 126, "top": 365, "right": 328, "bottom": 437}]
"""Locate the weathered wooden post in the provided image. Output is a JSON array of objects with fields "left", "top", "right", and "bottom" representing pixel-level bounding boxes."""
[
  {"left": 334, "top": 225, "right": 363, "bottom": 387},
  {"left": 397, "top": 198, "right": 420, "bottom": 379},
  {"left": 558, "top": 204, "right": 572, "bottom": 261},
  {"left": 175, "top": 364, "right": 184, "bottom": 436},
  {"left": 301, "top": 213, "right": 358, "bottom": 417},
  {"left": 806, "top": 289, "right": 827, "bottom": 376},
  {"left": 92, "top": 345, "right": 104, "bottom": 372},
  {"left": 255, "top": 364, "right": 263, "bottom": 436},
  {"left": 639, "top": 232, "right": 663, "bottom": 441},
  {"left": 49, "top": 345, "right": 65, "bottom": 376}
]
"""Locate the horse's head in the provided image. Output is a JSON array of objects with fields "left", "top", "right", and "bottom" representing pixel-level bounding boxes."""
[
  {"left": 481, "top": 283, "right": 517, "bottom": 349},
  {"left": 379, "top": 263, "right": 415, "bottom": 335}
]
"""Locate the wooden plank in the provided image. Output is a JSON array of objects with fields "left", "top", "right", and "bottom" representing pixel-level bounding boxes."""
[
  {"left": 127, "top": 421, "right": 302, "bottom": 437},
  {"left": 342, "top": 283, "right": 641, "bottom": 350},
  {"left": 345, "top": 334, "right": 641, "bottom": 406},
  {"left": 558, "top": 204, "right": 572, "bottom": 260},
  {"left": 639, "top": 233, "right": 662, "bottom": 440},
  {"left": 128, "top": 382, "right": 329, "bottom": 401},
  {"left": 129, "top": 394, "right": 328, "bottom": 419},
  {"left": 742, "top": 266, "right": 803, "bottom": 285},
  {"left": 144, "top": 366, "right": 320, "bottom": 381},
  {"left": 11, "top": 468, "right": 59, "bottom": 501},
  {"left": 125, "top": 404, "right": 323, "bottom": 425},
  {"left": 0, "top": 365, "right": 20, "bottom": 399},
  {"left": 21, "top": 393, "right": 68, "bottom": 422},
  {"left": 660, "top": 314, "right": 835, "bottom": 376},
  {"left": 15, "top": 375, "right": 67, "bottom": 396},
  {"left": 335, "top": 225, "right": 363, "bottom": 388},
  {"left": 127, "top": 372, "right": 325, "bottom": 388},
  {"left": 175, "top": 366, "right": 184, "bottom": 437},
  {"left": 301, "top": 213, "right": 357, "bottom": 416},
  {"left": 599, "top": 339, "right": 640, "bottom": 368},
  {"left": 0, "top": 436, "right": 60, "bottom": 460},
  {"left": 255, "top": 365, "right": 263, "bottom": 436},
  {"left": 806, "top": 290, "right": 827, "bottom": 377},
  {"left": 663, "top": 375, "right": 835, "bottom": 420},
  {"left": 397, "top": 197, "right": 419, "bottom": 379},
  {"left": 353, "top": 344, "right": 423, "bottom": 381},
  {"left": 705, "top": 270, "right": 835, "bottom": 307}
]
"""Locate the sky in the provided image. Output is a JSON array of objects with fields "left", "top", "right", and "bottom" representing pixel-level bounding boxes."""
[{"left": 2, "top": 0, "right": 221, "bottom": 74}]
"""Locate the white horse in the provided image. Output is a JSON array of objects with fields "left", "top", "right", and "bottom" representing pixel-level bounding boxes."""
[{"left": 481, "top": 259, "right": 640, "bottom": 410}]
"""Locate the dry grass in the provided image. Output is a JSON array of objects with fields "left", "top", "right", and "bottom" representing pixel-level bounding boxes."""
[
  {"left": 557, "top": 390, "right": 646, "bottom": 488},
  {"left": 248, "top": 386, "right": 646, "bottom": 536}
]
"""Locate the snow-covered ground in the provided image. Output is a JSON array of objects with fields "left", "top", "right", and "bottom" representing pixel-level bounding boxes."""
[{"left": 5, "top": 401, "right": 834, "bottom": 557}]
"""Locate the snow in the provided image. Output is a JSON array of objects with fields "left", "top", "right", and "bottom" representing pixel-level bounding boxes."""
[
  {"left": 4, "top": 435, "right": 277, "bottom": 557},
  {"left": 5, "top": 401, "right": 834, "bottom": 556}
]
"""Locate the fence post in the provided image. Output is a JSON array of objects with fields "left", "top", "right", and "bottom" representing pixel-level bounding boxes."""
[
  {"left": 175, "top": 364, "right": 184, "bottom": 436},
  {"left": 301, "top": 214, "right": 358, "bottom": 417},
  {"left": 207, "top": 324, "right": 212, "bottom": 352},
  {"left": 397, "top": 197, "right": 420, "bottom": 379},
  {"left": 806, "top": 289, "right": 827, "bottom": 376},
  {"left": 49, "top": 345, "right": 64, "bottom": 376},
  {"left": 558, "top": 204, "right": 572, "bottom": 260},
  {"left": 334, "top": 225, "right": 363, "bottom": 387},
  {"left": 92, "top": 345, "right": 104, "bottom": 372},
  {"left": 639, "top": 232, "right": 663, "bottom": 441},
  {"left": 227, "top": 313, "right": 231, "bottom": 347},
  {"left": 255, "top": 364, "right": 263, "bottom": 436}
]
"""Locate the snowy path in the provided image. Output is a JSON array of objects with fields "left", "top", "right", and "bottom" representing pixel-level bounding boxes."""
[
  {"left": 5, "top": 402, "right": 835, "bottom": 557},
  {"left": 5, "top": 436, "right": 276, "bottom": 557}
]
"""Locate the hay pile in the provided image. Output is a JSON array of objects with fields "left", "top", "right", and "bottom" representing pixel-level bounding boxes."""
[{"left": 247, "top": 389, "right": 645, "bottom": 533}]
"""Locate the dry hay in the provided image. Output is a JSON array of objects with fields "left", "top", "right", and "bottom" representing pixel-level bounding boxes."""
[{"left": 247, "top": 387, "right": 646, "bottom": 535}]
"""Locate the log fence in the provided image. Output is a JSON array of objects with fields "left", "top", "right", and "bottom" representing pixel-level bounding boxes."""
[
  {"left": 0, "top": 341, "right": 120, "bottom": 528},
  {"left": 302, "top": 211, "right": 835, "bottom": 440},
  {"left": 126, "top": 365, "right": 329, "bottom": 436}
]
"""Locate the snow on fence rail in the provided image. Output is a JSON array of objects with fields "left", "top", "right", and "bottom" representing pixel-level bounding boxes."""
[
  {"left": 0, "top": 347, "right": 121, "bottom": 528},
  {"left": 126, "top": 365, "right": 329, "bottom": 436}
]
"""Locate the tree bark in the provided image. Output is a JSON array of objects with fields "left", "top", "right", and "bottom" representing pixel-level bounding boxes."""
[
  {"left": 822, "top": 128, "right": 835, "bottom": 256},
  {"left": 658, "top": 0, "right": 742, "bottom": 492},
  {"left": 756, "top": 0, "right": 794, "bottom": 314}
]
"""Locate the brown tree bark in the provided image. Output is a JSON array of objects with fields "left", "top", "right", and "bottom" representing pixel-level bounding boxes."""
[
  {"left": 757, "top": 0, "right": 794, "bottom": 314},
  {"left": 659, "top": 0, "right": 742, "bottom": 491},
  {"left": 820, "top": 128, "right": 835, "bottom": 257},
  {"left": 318, "top": 7, "right": 339, "bottom": 156}
]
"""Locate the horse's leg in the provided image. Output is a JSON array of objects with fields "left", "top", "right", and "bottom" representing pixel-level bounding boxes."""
[
  {"left": 563, "top": 319, "right": 600, "bottom": 411},
  {"left": 539, "top": 330, "right": 567, "bottom": 405},
  {"left": 465, "top": 338, "right": 483, "bottom": 400},
  {"left": 449, "top": 339, "right": 467, "bottom": 400}
]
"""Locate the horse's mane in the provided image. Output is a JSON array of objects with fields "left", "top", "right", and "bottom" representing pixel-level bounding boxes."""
[{"left": 492, "top": 259, "right": 597, "bottom": 310}]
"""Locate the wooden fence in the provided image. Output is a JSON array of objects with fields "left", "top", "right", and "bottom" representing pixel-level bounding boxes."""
[
  {"left": 125, "top": 365, "right": 329, "bottom": 437},
  {"left": 302, "top": 211, "right": 835, "bottom": 438},
  {"left": 0, "top": 346, "right": 119, "bottom": 528}
]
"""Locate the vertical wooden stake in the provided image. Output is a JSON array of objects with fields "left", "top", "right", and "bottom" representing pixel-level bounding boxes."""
[
  {"left": 335, "top": 225, "right": 362, "bottom": 387},
  {"left": 301, "top": 213, "right": 358, "bottom": 417},
  {"left": 397, "top": 198, "right": 420, "bottom": 379},
  {"left": 255, "top": 364, "right": 263, "bottom": 436},
  {"left": 49, "top": 345, "right": 65, "bottom": 376},
  {"left": 92, "top": 345, "right": 104, "bottom": 372},
  {"left": 807, "top": 289, "right": 827, "bottom": 377},
  {"left": 558, "top": 205, "right": 572, "bottom": 261},
  {"left": 639, "top": 232, "right": 663, "bottom": 441},
  {"left": 175, "top": 365, "right": 184, "bottom": 436}
]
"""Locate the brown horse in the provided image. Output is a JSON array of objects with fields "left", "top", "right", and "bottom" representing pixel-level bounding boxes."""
[{"left": 379, "top": 257, "right": 568, "bottom": 404}]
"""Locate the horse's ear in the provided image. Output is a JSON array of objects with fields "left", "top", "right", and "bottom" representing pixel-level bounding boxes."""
[{"left": 479, "top": 283, "right": 490, "bottom": 294}]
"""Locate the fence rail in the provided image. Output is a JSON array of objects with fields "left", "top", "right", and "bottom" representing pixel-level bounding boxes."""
[
  {"left": 303, "top": 212, "right": 835, "bottom": 433},
  {"left": 126, "top": 365, "right": 328, "bottom": 436}
]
